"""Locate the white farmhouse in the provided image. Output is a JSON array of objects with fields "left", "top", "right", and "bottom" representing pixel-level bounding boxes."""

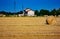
[{"left": 25, "top": 8, "right": 35, "bottom": 16}]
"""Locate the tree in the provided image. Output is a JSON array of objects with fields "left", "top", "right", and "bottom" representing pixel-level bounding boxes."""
[
  {"left": 17, "top": 11, "right": 23, "bottom": 14},
  {"left": 0, "top": 11, "right": 7, "bottom": 14},
  {"left": 56, "top": 8, "right": 60, "bottom": 16},
  {"left": 40, "top": 9, "right": 49, "bottom": 16},
  {"left": 35, "top": 10, "right": 39, "bottom": 16},
  {"left": 50, "top": 9, "right": 57, "bottom": 16}
]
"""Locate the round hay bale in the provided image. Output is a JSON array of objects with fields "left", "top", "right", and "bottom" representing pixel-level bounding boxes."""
[{"left": 46, "top": 16, "right": 56, "bottom": 25}]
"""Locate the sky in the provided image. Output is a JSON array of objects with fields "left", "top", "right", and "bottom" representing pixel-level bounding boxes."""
[{"left": 0, "top": 0, "right": 60, "bottom": 12}]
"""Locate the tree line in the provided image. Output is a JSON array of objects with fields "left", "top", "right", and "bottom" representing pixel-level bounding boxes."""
[
  {"left": 0, "top": 8, "right": 60, "bottom": 17},
  {"left": 35, "top": 8, "right": 60, "bottom": 16},
  {"left": 0, "top": 11, "right": 23, "bottom": 17}
]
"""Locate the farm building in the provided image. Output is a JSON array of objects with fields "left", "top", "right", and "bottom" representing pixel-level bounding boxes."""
[
  {"left": 24, "top": 8, "right": 35, "bottom": 16},
  {"left": 17, "top": 11, "right": 24, "bottom": 17},
  {"left": 18, "top": 14, "right": 24, "bottom": 17},
  {"left": 0, "top": 13, "right": 6, "bottom": 17},
  {"left": 0, "top": 12, "right": 6, "bottom": 17}
]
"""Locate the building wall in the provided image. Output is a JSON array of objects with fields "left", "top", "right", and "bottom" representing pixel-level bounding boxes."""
[{"left": 27, "top": 10, "right": 35, "bottom": 16}]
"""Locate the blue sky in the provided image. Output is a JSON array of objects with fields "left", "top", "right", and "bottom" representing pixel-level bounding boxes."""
[{"left": 0, "top": 0, "right": 60, "bottom": 12}]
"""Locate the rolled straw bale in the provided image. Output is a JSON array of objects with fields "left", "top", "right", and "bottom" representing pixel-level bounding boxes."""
[{"left": 46, "top": 16, "right": 56, "bottom": 25}]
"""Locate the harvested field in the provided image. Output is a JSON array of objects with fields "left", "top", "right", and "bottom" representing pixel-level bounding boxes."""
[{"left": 0, "top": 17, "right": 60, "bottom": 39}]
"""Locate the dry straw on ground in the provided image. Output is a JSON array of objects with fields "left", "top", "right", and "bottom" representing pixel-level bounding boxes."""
[
  {"left": 0, "top": 17, "right": 60, "bottom": 39},
  {"left": 46, "top": 16, "right": 56, "bottom": 25}
]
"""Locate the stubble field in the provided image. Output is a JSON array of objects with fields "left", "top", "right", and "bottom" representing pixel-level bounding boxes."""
[{"left": 0, "top": 17, "right": 60, "bottom": 39}]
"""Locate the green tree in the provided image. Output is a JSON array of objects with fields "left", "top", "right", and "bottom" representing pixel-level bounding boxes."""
[
  {"left": 40, "top": 9, "right": 49, "bottom": 16},
  {"left": 50, "top": 9, "right": 57, "bottom": 16},
  {"left": 17, "top": 11, "right": 23, "bottom": 14},
  {"left": 35, "top": 10, "right": 39, "bottom": 16},
  {"left": 56, "top": 8, "right": 60, "bottom": 16}
]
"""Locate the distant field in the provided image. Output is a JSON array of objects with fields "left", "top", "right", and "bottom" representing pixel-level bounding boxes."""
[{"left": 0, "top": 17, "right": 60, "bottom": 39}]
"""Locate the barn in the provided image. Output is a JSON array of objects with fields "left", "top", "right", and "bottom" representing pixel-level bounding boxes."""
[{"left": 24, "top": 8, "right": 35, "bottom": 16}]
